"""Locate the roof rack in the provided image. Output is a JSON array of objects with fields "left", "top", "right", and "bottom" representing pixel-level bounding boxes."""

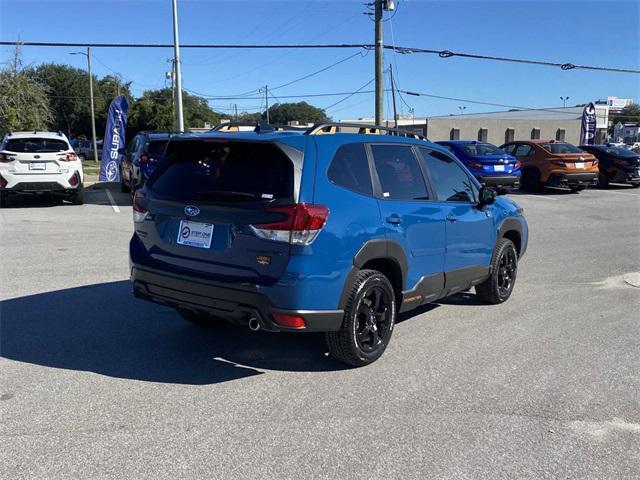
[
  {"left": 305, "top": 122, "right": 427, "bottom": 141},
  {"left": 210, "top": 122, "right": 306, "bottom": 133}
]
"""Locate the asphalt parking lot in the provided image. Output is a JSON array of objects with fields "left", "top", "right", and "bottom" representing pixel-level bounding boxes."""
[{"left": 1, "top": 185, "right": 639, "bottom": 479}]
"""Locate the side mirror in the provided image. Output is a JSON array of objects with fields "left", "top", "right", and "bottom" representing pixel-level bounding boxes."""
[{"left": 478, "top": 186, "right": 497, "bottom": 206}]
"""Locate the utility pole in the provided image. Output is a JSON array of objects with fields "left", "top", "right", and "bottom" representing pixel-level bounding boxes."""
[
  {"left": 374, "top": 0, "right": 384, "bottom": 125},
  {"left": 390, "top": 64, "right": 398, "bottom": 128},
  {"left": 232, "top": 103, "right": 238, "bottom": 121},
  {"left": 264, "top": 86, "right": 270, "bottom": 124},
  {"left": 71, "top": 48, "right": 98, "bottom": 162},
  {"left": 171, "top": 0, "right": 184, "bottom": 132}
]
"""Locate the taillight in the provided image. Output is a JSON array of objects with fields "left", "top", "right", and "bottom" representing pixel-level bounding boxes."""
[
  {"left": 514, "top": 161, "right": 521, "bottom": 169},
  {"left": 468, "top": 162, "right": 483, "bottom": 170},
  {"left": 139, "top": 154, "right": 154, "bottom": 164},
  {"left": 59, "top": 153, "right": 79, "bottom": 162},
  {"left": 0, "top": 153, "right": 16, "bottom": 163},
  {"left": 132, "top": 190, "right": 148, "bottom": 223},
  {"left": 592, "top": 160, "right": 599, "bottom": 167},
  {"left": 251, "top": 203, "right": 329, "bottom": 245},
  {"left": 68, "top": 172, "right": 79, "bottom": 187},
  {"left": 551, "top": 159, "right": 566, "bottom": 166}
]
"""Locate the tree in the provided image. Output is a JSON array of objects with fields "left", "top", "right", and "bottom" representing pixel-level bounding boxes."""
[
  {"left": 0, "top": 49, "right": 52, "bottom": 133},
  {"left": 262, "top": 102, "right": 329, "bottom": 125},
  {"left": 128, "top": 88, "right": 225, "bottom": 134},
  {"left": 609, "top": 104, "right": 640, "bottom": 130}
]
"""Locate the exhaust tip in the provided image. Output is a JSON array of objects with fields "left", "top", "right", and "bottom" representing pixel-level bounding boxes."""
[{"left": 248, "top": 317, "right": 261, "bottom": 331}]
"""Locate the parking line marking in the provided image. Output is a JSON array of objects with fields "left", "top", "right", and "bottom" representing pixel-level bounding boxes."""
[
  {"left": 515, "top": 194, "right": 557, "bottom": 201},
  {"left": 105, "top": 189, "right": 120, "bottom": 213}
]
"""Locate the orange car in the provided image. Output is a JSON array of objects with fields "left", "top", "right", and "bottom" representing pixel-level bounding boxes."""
[{"left": 501, "top": 140, "right": 598, "bottom": 192}]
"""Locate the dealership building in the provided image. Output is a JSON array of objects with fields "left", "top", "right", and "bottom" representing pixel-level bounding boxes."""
[{"left": 343, "top": 97, "right": 632, "bottom": 145}]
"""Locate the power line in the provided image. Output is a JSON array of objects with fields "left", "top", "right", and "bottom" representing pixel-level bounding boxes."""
[
  {"left": 2, "top": 40, "right": 637, "bottom": 73},
  {"left": 324, "top": 78, "right": 376, "bottom": 110}
]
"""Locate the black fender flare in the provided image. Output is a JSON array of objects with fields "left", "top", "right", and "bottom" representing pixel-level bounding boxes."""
[{"left": 338, "top": 239, "right": 408, "bottom": 309}]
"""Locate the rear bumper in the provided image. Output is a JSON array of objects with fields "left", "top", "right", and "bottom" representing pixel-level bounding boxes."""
[
  {"left": 0, "top": 170, "right": 83, "bottom": 192},
  {"left": 547, "top": 172, "right": 597, "bottom": 187},
  {"left": 475, "top": 174, "right": 520, "bottom": 189},
  {"left": 130, "top": 264, "right": 344, "bottom": 333}
]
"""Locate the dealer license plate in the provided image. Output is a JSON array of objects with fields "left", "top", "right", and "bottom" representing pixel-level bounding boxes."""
[
  {"left": 575, "top": 162, "right": 584, "bottom": 169},
  {"left": 177, "top": 220, "right": 213, "bottom": 249},
  {"left": 29, "top": 162, "right": 46, "bottom": 170},
  {"left": 494, "top": 164, "right": 505, "bottom": 172}
]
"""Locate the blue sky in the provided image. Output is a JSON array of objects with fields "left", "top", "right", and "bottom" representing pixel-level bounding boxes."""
[{"left": 1, "top": 0, "right": 638, "bottom": 120}]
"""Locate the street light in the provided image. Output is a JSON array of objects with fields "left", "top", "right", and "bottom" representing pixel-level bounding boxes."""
[
  {"left": 69, "top": 48, "right": 99, "bottom": 164},
  {"left": 458, "top": 106, "right": 467, "bottom": 115},
  {"left": 560, "top": 96, "right": 570, "bottom": 108}
]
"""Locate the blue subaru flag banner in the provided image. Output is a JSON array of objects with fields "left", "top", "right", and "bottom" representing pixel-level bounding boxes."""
[
  {"left": 579, "top": 102, "right": 597, "bottom": 146},
  {"left": 99, "top": 95, "right": 129, "bottom": 182}
]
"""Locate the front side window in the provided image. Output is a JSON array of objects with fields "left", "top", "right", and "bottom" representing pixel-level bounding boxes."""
[
  {"left": 371, "top": 144, "right": 428, "bottom": 200},
  {"left": 419, "top": 148, "right": 478, "bottom": 203},
  {"left": 327, "top": 143, "right": 373, "bottom": 196}
]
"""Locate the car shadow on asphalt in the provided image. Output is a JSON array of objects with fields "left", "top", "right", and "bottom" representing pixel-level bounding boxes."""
[
  {"left": 0, "top": 281, "right": 348, "bottom": 386},
  {"left": 86, "top": 183, "right": 133, "bottom": 207}
]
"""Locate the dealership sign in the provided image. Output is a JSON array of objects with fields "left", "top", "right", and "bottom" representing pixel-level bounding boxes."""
[
  {"left": 579, "top": 102, "right": 597, "bottom": 146},
  {"left": 99, "top": 95, "right": 129, "bottom": 182}
]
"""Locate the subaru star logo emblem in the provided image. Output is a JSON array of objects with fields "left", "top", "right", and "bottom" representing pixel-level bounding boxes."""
[{"left": 184, "top": 205, "right": 200, "bottom": 217}]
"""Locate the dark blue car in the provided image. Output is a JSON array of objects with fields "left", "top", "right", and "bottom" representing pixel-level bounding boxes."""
[
  {"left": 436, "top": 140, "right": 521, "bottom": 194},
  {"left": 120, "top": 132, "right": 174, "bottom": 193},
  {"left": 130, "top": 123, "right": 528, "bottom": 366}
]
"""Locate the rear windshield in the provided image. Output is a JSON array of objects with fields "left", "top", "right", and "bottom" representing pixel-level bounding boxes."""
[
  {"left": 4, "top": 138, "right": 69, "bottom": 153},
  {"left": 602, "top": 146, "right": 637, "bottom": 157},
  {"left": 462, "top": 143, "right": 504, "bottom": 156},
  {"left": 146, "top": 140, "right": 168, "bottom": 157},
  {"left": 541, "top": 143, "right": 583, "bottom": 154},
  {"left": 149, "top": 140, "right": 294, "bottom": 202}
]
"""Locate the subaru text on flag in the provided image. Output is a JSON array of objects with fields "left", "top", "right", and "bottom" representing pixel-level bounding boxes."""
[{"left": 129, "top": 123, "right": 528, "bottom": 366}]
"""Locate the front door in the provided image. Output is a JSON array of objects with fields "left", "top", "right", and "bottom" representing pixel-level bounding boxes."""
[{"left": 418, "top": 147, "right": 495, "bottom": 295}]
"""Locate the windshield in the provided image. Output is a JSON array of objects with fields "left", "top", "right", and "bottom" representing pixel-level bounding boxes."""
[
  {"left": 541, "top": 143, "right": 583, "bottom": 154},
  {"left": 4, "top": 138, "right": 69, "bottom": 153},
  {"left": 462, "top": 143, "right": 505, "bottom": 156},
  {"left": 150, "top": 140, "right": 294, "bottom": 202}
]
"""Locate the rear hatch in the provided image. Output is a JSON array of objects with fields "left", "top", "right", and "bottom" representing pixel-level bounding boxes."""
[
  {"left": 135, "top": 137, "right": 304, "bottom": 285},
  {"left": 2, "top": 137, "right": 72, "bottom": 175},
  {"left": 553, "top": 153, "right": 598, "bottom": 171},
  {"left": 461, "top": 143, "right": 517, "bottom": 174}
]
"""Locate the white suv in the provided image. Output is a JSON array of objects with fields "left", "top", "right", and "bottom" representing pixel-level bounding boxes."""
[{"left": 0, "top": 131, "right": 84, "bottom": 207}]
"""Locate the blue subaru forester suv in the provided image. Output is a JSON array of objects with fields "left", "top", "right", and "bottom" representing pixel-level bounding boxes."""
[
  {"left": 436, "top": 140, "right": 521, "bottom": 194},
  {"left": 130, "top": 123, "right": 528, "bottom": 366}
]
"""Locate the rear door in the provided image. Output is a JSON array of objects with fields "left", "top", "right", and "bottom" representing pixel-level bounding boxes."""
[
  {"left": 2, "top": 137, "right": 71, "bottom": 175},
  {"left": 136, "top": 137, "right": 304, "bottom": 284},
  {"left": 418, "top": 147, "right": 495, "bottom": 293},
  {"left": 369, "top": 143, "right": 446, "bottom": 295}
]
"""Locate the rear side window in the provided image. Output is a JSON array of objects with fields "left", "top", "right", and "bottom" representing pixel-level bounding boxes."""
[
  {"left": 371, "top": 144, "right": 428, "bottom": 200},
  {"left": 514, "top": 144, "right": 533, "bottom": 156},
  {"left": 150, "top": 140, "right": 294, "bottom": 202},
  {"left": 327, "top": 143, "right": 372, "bottom": 196},
  {"left": 4, "top": 138, "right": 69, "bottom": 153},
  {"left": 146, "top": 140, "right": 168, "bottom": 157},
  {"left": 419, "top": 148, "right": 478, "bottom": 203}
]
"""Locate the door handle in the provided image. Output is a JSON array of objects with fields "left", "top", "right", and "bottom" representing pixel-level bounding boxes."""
[
  {"left": 386, "top": 214, "right": 402, "bottom": 225},
  {"left": 446, "top": 213, "right": 457, "bottom": 222}
]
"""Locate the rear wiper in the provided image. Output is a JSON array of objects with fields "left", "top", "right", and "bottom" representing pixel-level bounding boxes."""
[{"left": 195, "top": 190, "right": 262, "bottom": 201}]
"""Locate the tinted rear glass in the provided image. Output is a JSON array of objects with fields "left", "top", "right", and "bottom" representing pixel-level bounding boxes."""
[
  {"left": 150, "top": 140, "right": 294, "bottom": 202},
  {"left": 603, "top": 146, "right": 637, "bottom": 157},
  {"left": 541, "top": 143, "right": 583, "bottom": 154},
  {"left": 146, "top": 140, "right": 168, "bottom": 157},
  {"left": 462, "top": 143, "right": 504, "bottom": 156},
  {"left": 327, "top": 143, "right": 373, "bottom": 196},
  {"left": 4, "top": 138, "right": 69, "bottom": 153}
]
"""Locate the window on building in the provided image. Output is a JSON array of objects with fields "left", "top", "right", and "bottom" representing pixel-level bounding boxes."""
[
  {"left": 371, "top": 144, "right": 429, "bottom": 200},
  {"left": 327, "top": 143, "right": 373, "bottom": 196},
  {"left": 505, "top": 128, "right": 515, "bottom": 143},
  {"left": 478, "top": 128, "right": 488, "bottom": 142},
  {"left": 531, "top": 128, "right": 541, "bottom": 140},
  {"left": 556, "top": 129, "right": 566, "bottom": 141},
  {"left": 450, "top": 128, "right": 460, "bottom": 141}
]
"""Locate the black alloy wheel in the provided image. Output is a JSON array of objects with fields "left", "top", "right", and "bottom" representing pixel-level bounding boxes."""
[
  {"left": 476, "top": 238, "right": 518, "bottom": 304},
  {"left": 496, "top": 246, "right": 517, "bottom": 299},
  {"left": 326, "top": 269, "right": 396, "bottom": 367}
]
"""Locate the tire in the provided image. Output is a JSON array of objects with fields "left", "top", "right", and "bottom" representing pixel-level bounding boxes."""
[
  {"left": 631, "top": 183, "right": 640, "bottom": 189},
  {"left": 498, "top": 188, "right": 510, "bottom": 196},
  {"left": 475, "top": 238, "right": 518, "bottom": 304},
  {"left": 570, "top": 185, "right": 585, "bottom": 193},
  {"left": 70, "top": 185, "right": 84, "bottom": 205},
  {"left": 521, "top": 169, "right": 541, "bottom": 192},
  {"left": 0, "top": 192, "right": 7, "bottom": 208},
  {"left": 598, "top": 173, "right": 610, "bottom": 189},
  {"left": 178, "top": 309, "right": 221, "bottom": 326},
  {"left": 325, "top": 269, "right": 396, "bottom": 367}
]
